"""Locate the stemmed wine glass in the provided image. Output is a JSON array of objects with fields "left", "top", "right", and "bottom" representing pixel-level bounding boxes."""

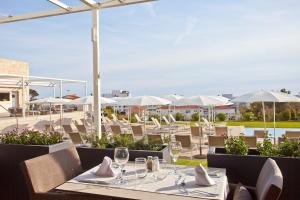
[
  {"left": 114, "top": 147, "right": 129, "bottom": 184},
  {"left": 169, "top": 141, "right": 182, "bottom": 175}
]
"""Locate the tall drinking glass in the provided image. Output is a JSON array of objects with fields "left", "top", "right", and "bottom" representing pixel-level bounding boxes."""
[
  {"left": 135, "top": 158, "right": 147, "bottom": 178},
  {"left": 114, "top": 147, "right": 129, "bottom": 184},
  {"left": 169, "top": 141, "right": 182, "bottom": 174}
]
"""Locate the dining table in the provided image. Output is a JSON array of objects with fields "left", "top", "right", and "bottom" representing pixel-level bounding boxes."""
[{"left": 56, "top": 163, "right": 229, "bottom": 200}]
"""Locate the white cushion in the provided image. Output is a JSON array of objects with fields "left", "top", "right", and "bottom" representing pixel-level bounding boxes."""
[
  {"left": 256, "top": 158, "right": 283, "bottom": 200},
  {"left": 233, "top": 183, "right": 253, "bottom": 200}
]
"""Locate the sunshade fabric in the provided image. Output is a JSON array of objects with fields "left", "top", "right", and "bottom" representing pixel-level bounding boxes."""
[{"left": 115, "top": 96, "right": 171, "bottom": 106}]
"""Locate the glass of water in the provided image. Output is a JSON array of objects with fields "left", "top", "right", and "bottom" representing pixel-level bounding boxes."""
[
  {"left": 169, "top": 141, "right": 182, "bottom": 175},
  {"left": 135, "top": 157, "right": 147, "bottom": 178},
  {"left": 114, "top": 147, "right": 129, "bottom": 184}
]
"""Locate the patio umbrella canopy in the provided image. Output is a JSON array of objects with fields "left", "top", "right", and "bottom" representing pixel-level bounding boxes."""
[
  {"left": 232, "top": 90, "right": 300, "bottom": 142},
  {"left": 116, "top": 96, "right": 171, "bottom": 106},
  {"left": 67, "top": 96, "right": 117, "bottom": 105},
  {"left": 161, "top": 94, "right": 183, "bottom": 103},
  {"left": 175, "top": 95, "right": 230, "bottom": 107}
]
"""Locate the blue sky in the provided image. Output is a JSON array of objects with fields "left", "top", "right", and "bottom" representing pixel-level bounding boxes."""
[{"left": 1, "top": 0, "right": 300, "bottom": 98}]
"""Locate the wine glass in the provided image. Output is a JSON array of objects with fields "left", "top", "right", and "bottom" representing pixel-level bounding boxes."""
[
  {"left": 114, "top": 147, "right": 129, "bottom": 184},
  {"left": 169, "top": 141, "right": 182, "bottom": 175},
  {"left": 135, "top": 158, "right": 147, "bottom": 178}
]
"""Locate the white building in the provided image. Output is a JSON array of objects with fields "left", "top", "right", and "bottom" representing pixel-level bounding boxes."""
[{"left": 102, "top": 90, "right": 130, "bottom": 98}]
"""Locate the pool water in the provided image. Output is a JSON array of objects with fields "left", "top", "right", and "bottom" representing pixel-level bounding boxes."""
[{"left": 245, "top": 128, "right": 300, "bottom": 138}]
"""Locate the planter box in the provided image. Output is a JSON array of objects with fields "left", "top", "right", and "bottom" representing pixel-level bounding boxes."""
[
  {"left": 207, "top": 148, "right": 300, "bottom": 200},
  {"left": 76, "top": 146, "right": 171, "bottom": 170},
  {"left": 0, "top": 141, "right": 71, "bottom": 200}
]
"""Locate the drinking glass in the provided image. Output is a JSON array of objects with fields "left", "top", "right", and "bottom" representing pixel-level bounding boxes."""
[
  {"left": 169, "top": 141, "right": 182, "bottom": 174},
  {"left": 135, "top": 158, "right": 147, "bottom": 178},
  {"left": 114, "top": 147, "right": 129, "bottom": 184}
]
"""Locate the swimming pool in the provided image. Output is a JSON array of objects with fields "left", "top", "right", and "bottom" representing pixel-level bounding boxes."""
[{"left": 245, "top": 128, "right": 300, "bottom": 138}]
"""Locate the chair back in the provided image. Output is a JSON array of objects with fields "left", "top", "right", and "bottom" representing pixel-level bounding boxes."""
[
  {"left": 162, "top": 116, "right": 170, "bottom": 125},
  {"left": 131, "top": 125, "right": 143, "bottom": 136},
  {"left": 135, "top": 114, "right": 143, "bottom": 123},
  {"left": 101, "top": 125, "right": 108, "bottom": 134},
  {"left": 75, "top": 124, "right": 87, "bottom": 134},
  {"left": 215, "top": 126, "right": 228, "bottom": 136},
  {"left": 175, "top": 134, "right": 192, "bottom": 148},
  {"left": 191, "top": 126, "right": 203, "bottom": 137},
  {"left": 44, "top": 124, "right": 54, "bottom": 132},
  {"left": 169, "top": 114, "right": 176, "bottom": 123},
  {"left": 112, "top": 114, "right": 118, "bottom": 121},
  {"left": 147, "top": 134, "right": 163, "bottom": 143},
  {"left": 256, "top": 158, "right": 283, "bottom": 200},
  {"left": 68, "top": 132, "right": 83, "bottom": 144},
  {"left": 110, "top": 125, "right": 122, "bottom": 134},
  {"left": 254, "top": 130, "right": 268, "bottom": 138},
  {"left": 242, "top": 136, "right": 257, "bottom": 148},
  {"left": 285, "top": 131, "right": 300, "bottom": 138},
  {"left": 20, "top": 146, "right": 82, "bottom": 197},
  {"left": 62, "top": 124, "right": 73, "bottom": 133},
  {"left": 208, "top": 136, "right": 225, "bottom": 147},
  {"left": 151, "top": 117, "right": 160, "bottom": 128}
]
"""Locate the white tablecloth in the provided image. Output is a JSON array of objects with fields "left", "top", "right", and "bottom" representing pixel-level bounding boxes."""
[{"left": 70, "top": 164, "right": 229, "bottom": 200}]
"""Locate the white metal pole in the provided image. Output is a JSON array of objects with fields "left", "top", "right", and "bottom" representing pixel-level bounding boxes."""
[
  {"left": 21, "top": 76, "right": 26, "bottom": 118},
  {"left": 84, "top": 81, "right": 88, "bottom": 96},
  {"left": 273, "top": 102, "right": 276, "bottom": 144},
  {"left": 53, "top": 86, "right": 56, "bottom": 97},
  {"left": 262, "top": 102, "right": 267, "bottom": 133},
  {"left": 60, "top": 80, "right": 63, "bottom": 132},
  {"left": 92, "top": 9, "right": 101, "bottom": 138}
]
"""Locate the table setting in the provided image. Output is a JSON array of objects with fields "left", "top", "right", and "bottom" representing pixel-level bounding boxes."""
[{"left": 61, "top": 142, "right": 229, "bottom": 200}]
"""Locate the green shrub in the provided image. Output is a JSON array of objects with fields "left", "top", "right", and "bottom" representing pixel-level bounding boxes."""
[
  {"left": 225, "top": 136, "right": 248, "bottom": 155},
  {"left": 277, "top": 138, "right": 300, "bottom": 157},
  {"left": 257, "top": 136, "right": 278, "bottom": 156},
  {"left": 242, "top": 112, "right": 254, "bottom": 121},
  {"left": 279, "top": 109, "right": 291, "bottom": 121},
  {"left": 217, "top": 113, "right": 227, "bottom": 121},
  {"left": 191, "top": 112, "right": 200, "bottom": 121},
  {"left": 130, "top": 113, "right": 138, "bottom": 123},
  {"left": 0, "top": 129, "right": 63, "bottom": 145},
  {"left": 91, "top": 135, "right": 164, "bottom": 151},
  {"left": 296, "top": 112, "right": 300, "bottom": 121},
  {"left": 175, "top": 112, "right": 184, "bottom": 121}
]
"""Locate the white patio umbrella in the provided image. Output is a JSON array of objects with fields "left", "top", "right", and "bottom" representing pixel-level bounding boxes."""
[
  {"left": 67, "top": 96, "right": 117, "bottom": 105},
  {"left": 30, "top": 97, "right": 70, "bottom": 127},
  {"left": 232, "top": 90, "right": 300, "bottom": 142},
  {"left": 116, "top": 96, "right": 171, "bottom": 128},
  {"left": 161, "top": 94, "right": 184, "bottom": 122}
]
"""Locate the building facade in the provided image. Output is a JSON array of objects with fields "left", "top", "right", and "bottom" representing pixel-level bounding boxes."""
[{"left": 0, "top": 58, "right": 29, "bottom": 114}]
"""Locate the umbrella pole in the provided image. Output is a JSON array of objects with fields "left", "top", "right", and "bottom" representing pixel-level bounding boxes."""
[
  {"left": 262, "top": 102, "right": 266, "bottom": 134},
  {"left": 273, "top": 102, "right": 276, "bottom": 144}
]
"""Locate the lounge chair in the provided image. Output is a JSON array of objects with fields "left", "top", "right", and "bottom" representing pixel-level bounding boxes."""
[
  {"left": 134, "top": 114, "right": 144, "bottom": 124},
  {"left": 44, "top": 124, "right": 55, "bottom": 132},
  {"left": 230, "top": 158, "right": 283, "bottom": 200},
  {"left": 208, "top": 136, "right": 225, "bottom": 148},
  {"left": 169, "top": 114, "right": 177, "bottom": 123},
  {"left": 254, "top": 130, "right": 268, "bottom": 138},
  {"left": 147, "top": 134, "right": 163, "bottom": 144},
  {"left": 131, "top": 125, "right": 144, "bottom": 137},
  {"left": 75, "top": 124, "right": 88, "bottom": 134},
  {"left": 62, "top": 124, "right": 74, "bottom": 134},
  {"left": 201, "top": 117, "right": 215, "bottom": 130},
  {"left": 162, "top": 116, "right": 180, "bottom": 130},
  {"left": 242, "top": 136, "right": 257, "bottom": 148},
  {"left": 174, "top": 134, "right": 198, "bottom": 159},
  {"left": 285, "top": 131, "right": 300, "bottom": 139},
  {"left": 110, "top": 125, "right": 122, "bottom": 135},
  {"left": 20, "top": 146, "right": 102, "bottom": 200},
  {"left": 215, "top": 126, "right": 228, "bottom": 136},
  {"left": 68, "top": 132, "right": 84, "bottom": 145}
]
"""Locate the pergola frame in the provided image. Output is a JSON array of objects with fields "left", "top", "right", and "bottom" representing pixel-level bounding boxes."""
[
  {"left": 0, "top": 0, "right": 155, "bottom": 138},
  {"left": 0, "top": 74, "right": 87, "bottom": 117}
]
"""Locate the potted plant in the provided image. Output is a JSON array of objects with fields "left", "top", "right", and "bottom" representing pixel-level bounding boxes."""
[
  {"left": 207, "top": 136, "right": 300, "bottom": 200},
  {"left": 76, "top": 134, "right": 171, "bottom": 170},
  {"left": 0, "top": 129, "right": 70, "bottom": 200}
]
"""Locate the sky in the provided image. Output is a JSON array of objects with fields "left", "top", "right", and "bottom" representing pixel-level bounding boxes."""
[{"left": 1, "top": 0, "right": 300, "bottom": 98}]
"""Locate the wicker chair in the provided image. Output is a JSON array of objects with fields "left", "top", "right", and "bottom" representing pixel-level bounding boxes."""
[
  {"left": 254, "top": 130, "right": 268, "bottom": 138},
  {"left": 285, "top": 131, "right": 300, "bottom": 139},
  {"left": 208, "top": 136, "right": 225, "bottom": 148},
  {"left": 215, "top": 126, "right": 228, "bottom": 136},
  {"left": 20, "top": 146, "right": 106, "bottom": 200}
]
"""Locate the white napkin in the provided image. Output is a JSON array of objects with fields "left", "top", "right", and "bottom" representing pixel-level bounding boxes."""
[
  {"left": 195, "top": 164, "right": 216, "bottom": 186},
  {"left": 95, "top": 156, "right": 116, "bottom": 177}
]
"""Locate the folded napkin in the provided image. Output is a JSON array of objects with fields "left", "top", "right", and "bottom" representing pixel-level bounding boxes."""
[
  {"left": 195, "top": 164, "right": 215, "bottom": 186},
  {"left": 95, "top": 156, "right": 116, "bottom": 177}
]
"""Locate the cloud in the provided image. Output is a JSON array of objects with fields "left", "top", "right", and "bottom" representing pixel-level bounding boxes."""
[{"left": 174, "top": 16, "right": 197, "bottom": 45}]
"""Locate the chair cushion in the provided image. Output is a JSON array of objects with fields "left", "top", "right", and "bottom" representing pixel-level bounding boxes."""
[
  {"left": 233, "top": 183, "right": 253, "bottom": 200},
  {"left": 256, "top": 158, "right": 283, "bottom": 200}
]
